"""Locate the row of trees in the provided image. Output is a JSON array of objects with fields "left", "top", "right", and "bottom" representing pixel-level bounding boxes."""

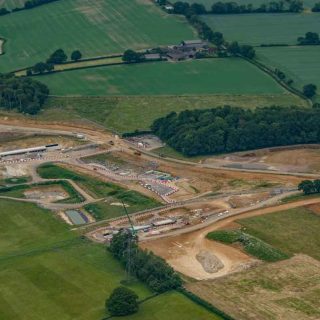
[
  {"left": 227, "top": 41, "right": 256, "bottom": 59},
  {"left": 171, "top": 0, "right": 303, "bottom": 15},
  {"left": 152, "top": 105, "right": 320, "bottom": 156},
  {"left": 0, "top": 0, "right": 59, "bottom": 16},
  {"left": 109, "top": 231, "right": 182, "bottom": 293},
  {"left": 166, "top": 2, "right": 256, "bottom": 57},
  {"left": 29, "top": 49, "right": 82, "bottom": 75},
  {"left": 297, "top": 32, "right": 320, "bottom": 45},
  {"left": 122, "top": 49, "right": 145, "bottom": 63},
  {"left": 298, "top": 180, "right": 320, "bottom": 195},
  {"left": 0, "top": 74, "right": 49, "bottom": 114},
  {"left": 211, "top": 0, "right": 303, "bottom": 14}
]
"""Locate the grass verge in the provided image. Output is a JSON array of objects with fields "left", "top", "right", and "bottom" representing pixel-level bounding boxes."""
[{"left": 207, "top": 230, "right": 289, "bottom": 261}]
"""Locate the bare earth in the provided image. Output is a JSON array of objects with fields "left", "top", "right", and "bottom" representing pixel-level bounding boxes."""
[{"left": 141, "top": 197, "right": 320, "bottom": 280}]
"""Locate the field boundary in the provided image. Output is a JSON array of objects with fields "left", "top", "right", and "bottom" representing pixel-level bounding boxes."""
[
  {"left": 178, "top": 287, "right": 235, "bottom": 320},
  {"left": 243, "top": 56, "right": 312, "bottom": 105}
]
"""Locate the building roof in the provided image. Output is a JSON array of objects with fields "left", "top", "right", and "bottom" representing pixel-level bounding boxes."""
[
  {"left": 144, "top": 53, "right": 161, "bottom": 60},
  {"left": 167, "top": 50, "right": 187, "bottom": 60},
  {"left": 182, "top": 40, "right": 204, "bottom": 45}
]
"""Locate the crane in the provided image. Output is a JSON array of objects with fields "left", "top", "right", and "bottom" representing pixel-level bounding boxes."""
[{"left": 122, "top": 201, "right": 136, "bottom": 283}]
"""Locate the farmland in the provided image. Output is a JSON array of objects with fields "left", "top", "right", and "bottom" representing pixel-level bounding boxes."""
[
  {"left": 184, "top": 205, "right": 320, "bottom": 320},
  {"left": 35, "top": 59, "right": 284, "bottom": 96},
  {"left": 0, "top": 0, "right": 195, "bottom": 72},
  {"left": 0, "top": 199, "right": 74, "bottom": 256},
  {"left": 187, "top": 254, "right": 320, "bottom": 320},
  {"left": 237, "top": 207, "right": 320, "bottom": 260},
  {"left": 0, "top": 199, "right": 222, "bottom": 320},
  {"left": 202, "top": 13, "right": 320, "bottom": 45},
  {"left": 39, "top": 93, "right": 306, "bottom": 133},
  {"left": 256, "top": 46, "right": 320, "bottom": 90}
]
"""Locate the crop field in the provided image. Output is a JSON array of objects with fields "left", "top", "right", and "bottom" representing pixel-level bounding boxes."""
[
  {"left": 0, "top": 0, "right": 195, "bottom": 72},
  {"left": 40, "top": 93, "right": 306, "bottom": 133},
  {"left": 187, "top": 254, "right": 320, "bottom": 320},
  {"left": 202, "top": 13, "right": 320, "bottom": 45},
  {"left": 35, "top": 59, "right": 284, "bottom": 96},
  {"left": 256, "top": 46, "right": 320, "bottom": 90},
  {"left": 0, "top": 198, "right": 222, "bottom": 319},
  {"left": 238, "top": 207, "right": 320, "bottom": 260}
]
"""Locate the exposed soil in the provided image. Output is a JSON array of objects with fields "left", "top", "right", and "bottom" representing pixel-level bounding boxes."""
[{"left": 141, "top": 197, "right": 320, "bottom": 280}]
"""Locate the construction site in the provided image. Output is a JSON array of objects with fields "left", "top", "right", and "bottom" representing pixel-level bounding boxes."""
[
  {"left": 1, "top": 118, "right": 320, "bottom": 320},
  {"left": 0, "top": 123, "right": 317, "bottom": 256}
]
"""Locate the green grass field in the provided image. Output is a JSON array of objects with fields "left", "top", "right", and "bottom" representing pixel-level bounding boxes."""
[
  {"left": 256, "top": 46, "right": 320, "bottom": 90},
  {"left": 35, "top": 59, "right": 284, "bottom": 96},
  {"left": 0, "top": 198, "right": 222, "bottom": 319},
  {"left": 0, "top": 199, "right": 74, "bottom": 256},
  {"left": 39, "top": 93, "right": 305, "bottom": 133},
  {"left": 0, "top": 0, "right": 195, "bottom": 72},
  {"left": 202, "top": 13, "right": 320, "bottom": 45},
  {"left": 207, "top": 230, "right": 289, "bottom": 261},
  {"left": 238, "top": 207, "right": 320, "bottom": 260},
  {"left": 0, "top": 181, "right": 84, "bottom": 204}
]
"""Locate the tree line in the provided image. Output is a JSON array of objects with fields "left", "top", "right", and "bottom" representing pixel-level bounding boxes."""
[
  {"left": 0, "top": 0, "right": 59, "bottom": 16},
  {"left": 169, "top": 0, "right": 303, "bottom": 15},
  {"left": 109, "top": 230, "right": 182, "bottom": 293},
  {"left": 0, "top": 74, "right": 49, "bottom": 114},
  {"left": 28, "top": 49, "right": 82, "bottom": 75},
  {"left": 160, "top": 2, "right": 256, "bottom": 58},
  {"left": 151, "top": 105, "right": 320, "bottom": 156}
]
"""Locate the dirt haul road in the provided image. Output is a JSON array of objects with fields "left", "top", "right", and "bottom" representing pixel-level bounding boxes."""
[
  {"left": 1, "top": 120, "right": 320, "bottom": 182},
  {"left": 141, "top": 196, "right": 320, "bottom": 280}
]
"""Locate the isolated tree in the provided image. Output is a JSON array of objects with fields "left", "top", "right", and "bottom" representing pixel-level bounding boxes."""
[
  {"left": 71, "top": 50, "right": 82, "bottom": 61},
  {"left": 47, "top": 49, "right": 67, "bottom": 64},
  {"left": 303, "top": 84, "right": 317, "bottom": 98},
  {"left": 298, "top": 180, "right": 315, "bottom": 195},
  {"left": 122, "top": 49, "right": 143, "bottom": 63},
  {"left": 106, "top": 286, "right": 139, "bottom": 316}
]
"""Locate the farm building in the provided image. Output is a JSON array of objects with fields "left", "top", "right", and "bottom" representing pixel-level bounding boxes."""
[
  {"left": 166, "top": 40, "right": 208, "bottom": 61},
  {"left": 144, "top": 53, "right": 161, "bottom": 60},
  {"left": 180, "top": 40, "right": 208, "bottom": 50}
]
